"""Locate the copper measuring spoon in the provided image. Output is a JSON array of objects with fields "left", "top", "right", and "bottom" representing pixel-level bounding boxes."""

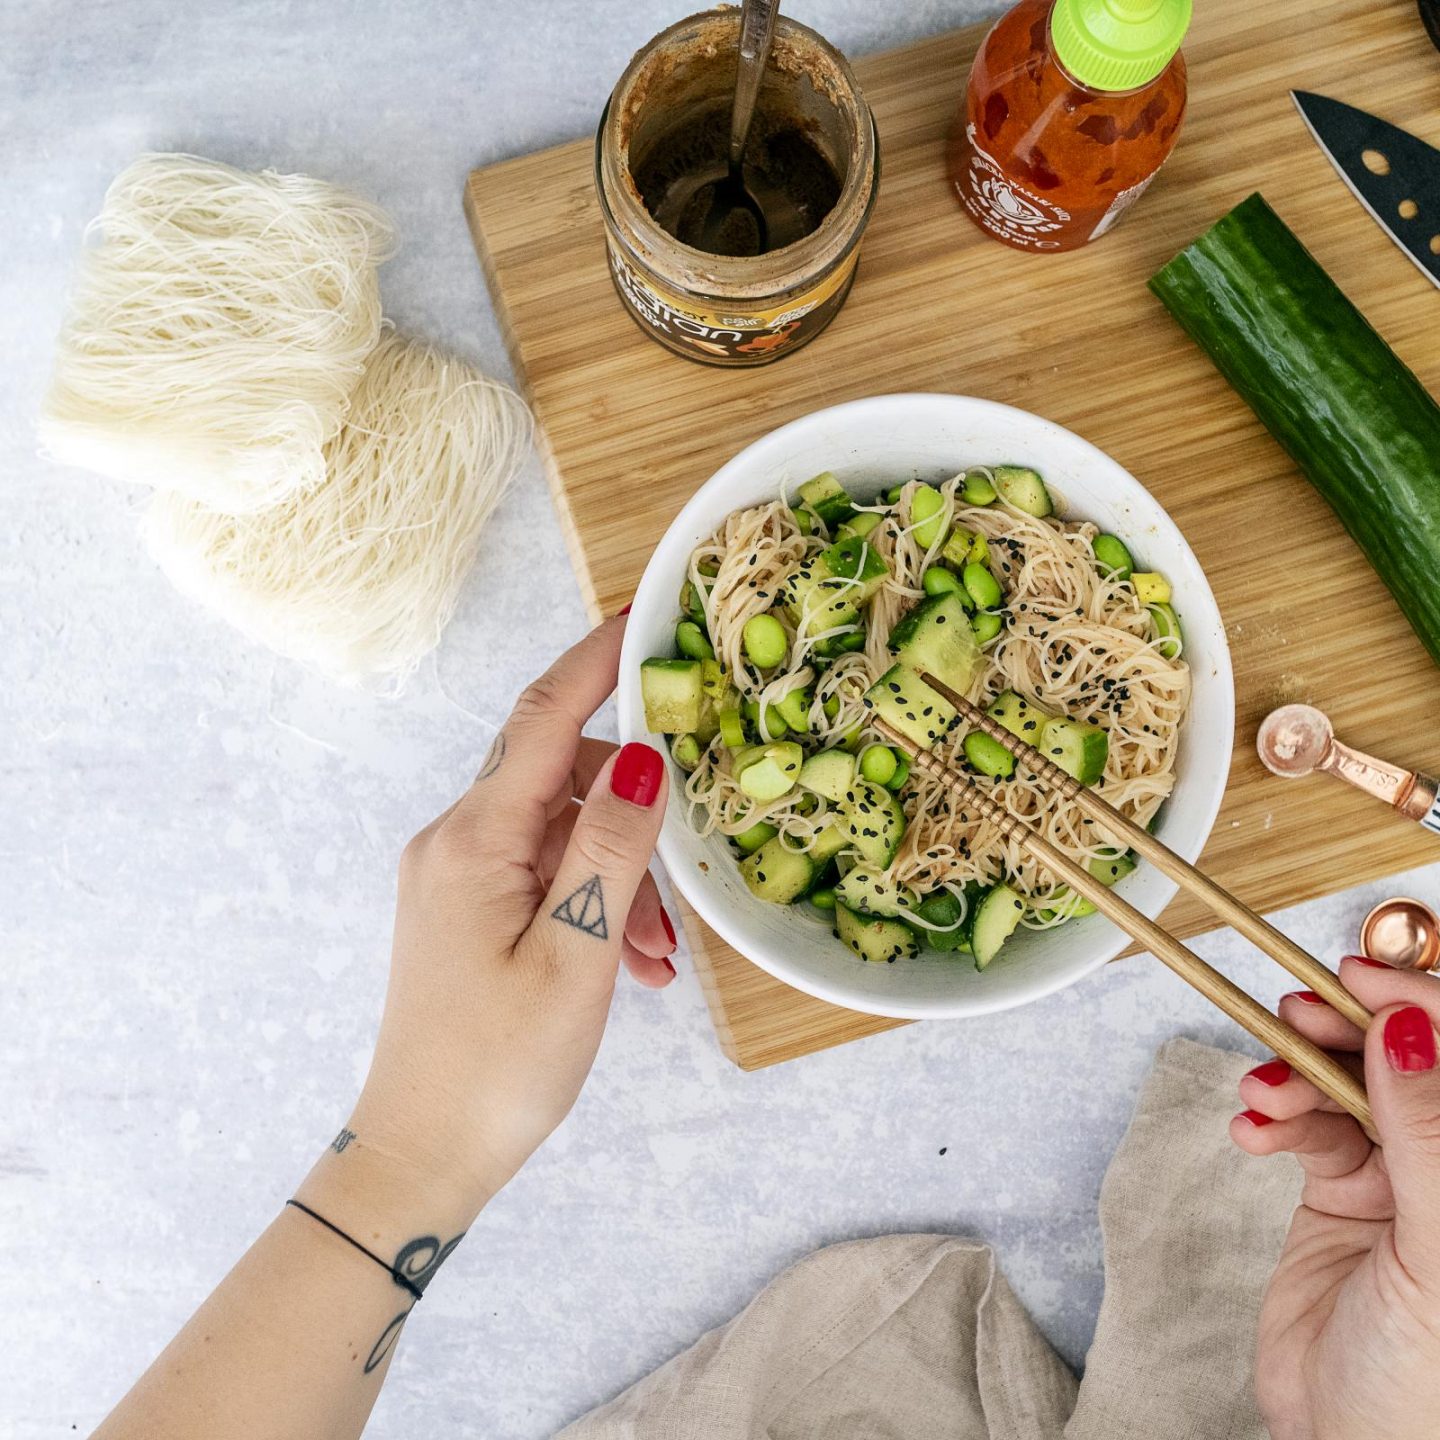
[{"left": 1257, "top": 703, "right": 1440, "bottom": 835}]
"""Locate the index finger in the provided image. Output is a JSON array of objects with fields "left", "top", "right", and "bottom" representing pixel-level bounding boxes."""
[{"left": 457, "top": 616, "right": 628, "bottom": 862}]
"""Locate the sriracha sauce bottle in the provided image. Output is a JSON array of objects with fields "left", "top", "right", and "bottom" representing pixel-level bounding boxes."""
[{"left": 948, "top": 0, "right": 1191, "bottom": 252}]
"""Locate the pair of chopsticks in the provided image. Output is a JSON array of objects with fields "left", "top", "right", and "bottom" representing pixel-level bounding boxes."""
[{"left": 870, "top": 672, "right": 1375, "bottom": 1139}]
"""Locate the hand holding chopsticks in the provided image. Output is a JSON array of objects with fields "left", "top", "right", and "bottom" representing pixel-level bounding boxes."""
[{"left": 871, "top": 672, "right": 1376, "bottom": 1139}]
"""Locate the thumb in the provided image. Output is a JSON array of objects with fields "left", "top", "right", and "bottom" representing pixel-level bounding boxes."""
[
  {"left": 520, "top": 741, "right": 669, "bottom": 987},
  {"left": 1365, "top": 989, "right": 1440, "bottom": 1278}
]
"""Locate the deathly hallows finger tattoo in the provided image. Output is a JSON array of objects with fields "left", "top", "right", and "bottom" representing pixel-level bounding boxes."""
[
  {"left": 363, "top": 1229, "right": 467, "bottom": 1375},
  {"left": 330, "top": 1128, "right": 356, "bottom": 1154},
  {"left": 552, "top": 874, "right": 608, "bottom": 940}
]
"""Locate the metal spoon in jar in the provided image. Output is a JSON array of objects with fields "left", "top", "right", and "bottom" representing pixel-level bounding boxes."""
[
  {"left": 656, "top": 0, "right": 783, "bottom": 257},
  {"left": 1256, "top": 703, "right": 1440, "bottom": 834}
]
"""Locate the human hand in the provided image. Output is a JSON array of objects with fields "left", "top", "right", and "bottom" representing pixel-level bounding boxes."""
[
  {"left": 1231, "top": 957, "right": 1440, "bottom": 1440},
  {"left": 306, "top": 617, "right": 675, "bottom": 1229}
]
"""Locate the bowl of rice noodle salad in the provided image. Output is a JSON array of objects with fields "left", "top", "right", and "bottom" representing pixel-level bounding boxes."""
[{"left": 617, "top": 394, "right": 1232, "bottom": 1019}]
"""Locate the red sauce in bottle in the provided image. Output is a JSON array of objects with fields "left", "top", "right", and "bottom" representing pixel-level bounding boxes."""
[{"left": 947, "top": 0, "right": 1188, "bottom": 252}]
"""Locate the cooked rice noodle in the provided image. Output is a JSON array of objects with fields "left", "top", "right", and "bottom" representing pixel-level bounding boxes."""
[
  {"left": 683, "top": 475, "right": 1190, "bottom": 920},
  {"left": 39, "top": 153, "right": 394, "bottom": 512},
  {"left": 141, "top": 332, "right": 532, "bottom": 687}
]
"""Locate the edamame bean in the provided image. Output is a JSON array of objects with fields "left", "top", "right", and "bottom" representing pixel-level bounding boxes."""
[
  {"left": 743, "top": 613, "right": 788, "bottom": 669},
  {"left": 961, "top": 471, "right": 998, "bottom": 505},
  {"left": 962, "top": 561, "right": 1002, "bottom": 610},
  {"left": 972, "top": 611, "right": 1003, "bottom": 645},
  {"left": 922, "top": 566, "right": 964, "bottom": 598},
  {"left": 676, "top": 620, "right": 715, "bottom": 660},
  {"left": 859, "top": 743, "right": 898, "bottom": 786}
]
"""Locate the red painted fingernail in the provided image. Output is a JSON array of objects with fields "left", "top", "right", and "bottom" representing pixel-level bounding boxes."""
[
  {"left": 659, "top": 905, "right": 676, "bottom": 950},
  {"left": 1289, "top": 990, "right": 1325, "bottom": 1005},
  {"left": 661, "top": 956, "right": 676, "bottom": 979},
  {"left": 1384, "top": 1006, "right": 1437, "bottom": 1073},
  {"left": 611, "top": 742, "right": 664, "bottom": 807},
  {"left": 1345, "top": 954, "right": 1393, "bottom": 969},
  {"left": 1238, "top": 1109, "right": 1275, "bottom": 1127},
  {"left": 1247, "top": 1059, "right": 1292, "bottom": 1087},
  {"left": 616, "top": 602, "right": 633, "bottom": 617}
]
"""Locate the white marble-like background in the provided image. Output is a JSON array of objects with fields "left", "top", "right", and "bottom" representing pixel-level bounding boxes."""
[{"left": 4, "top": 1, "right": 1438, "bottom": 1435}]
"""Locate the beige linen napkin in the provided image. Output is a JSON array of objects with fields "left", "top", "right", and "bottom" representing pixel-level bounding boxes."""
[{"left": 561, "top": 1039, "right": 1302, "bottom": 1440}]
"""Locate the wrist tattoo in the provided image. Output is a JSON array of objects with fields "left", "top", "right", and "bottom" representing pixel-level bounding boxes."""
[
  {"left": 330, "top": 1128, "right": 357, "bottom": 1155},
  {"left": 364, "top": 1230, "right": 466, "bottom": 1375},
  {"left": 475, "top": 732, "right": 507, "bottom": 782},
  {"left": 551, "top": 874, "right": 608, "bottom": 940}
]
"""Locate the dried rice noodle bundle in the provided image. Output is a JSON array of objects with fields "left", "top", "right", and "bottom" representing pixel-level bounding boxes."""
[
  {"left": 141, "top": 332, "right": 532, "bottom": 686},
  {"left": 40, "top": 153, "right": 393, "bottom": 511}
]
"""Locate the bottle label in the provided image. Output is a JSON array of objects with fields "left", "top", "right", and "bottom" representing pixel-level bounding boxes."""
[
  {"left": 604, "top": 243, "right": 859, "bottom": 365},
  {"left": 1088, "top": 169, "right": 1159, "bottom": 241},
  {"left": 957, "top": 125, "right": 1071, "bottom": 250}
]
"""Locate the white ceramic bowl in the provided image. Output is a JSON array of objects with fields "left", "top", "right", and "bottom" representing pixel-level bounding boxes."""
[{"left": 617, "top": 394, "right": 1233, "bottom": 1020}]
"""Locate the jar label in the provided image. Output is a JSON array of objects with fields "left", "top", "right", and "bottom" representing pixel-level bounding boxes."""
[
  {"left": 957, "top": 125, "right": 1071, "bottom": 250},
  {"left": 606, "top": 244, "right": 859, "bottom": 363},
  {"left": 1088, "top": 170, "right": 1159, "bottom": 241}
]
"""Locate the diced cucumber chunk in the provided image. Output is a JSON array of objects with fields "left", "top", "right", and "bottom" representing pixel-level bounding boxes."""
[
  {"left": 743, "top": 613, "right": 789, "bottom": 669},
  {"left": 1036, "top": 888, "right": 1097, "bottom": 921},
  {"left": 941, "top": 526, "right": 972, "bottom": 568},
  {"left": 693, "top": 697, "right": 720, "bottom": 745},
  {"left": 820, "top": 534, "right": 888, "bottom": 596},
  {"left": 733, "top": 820, "right": 778, "bottom": 854},
  {"left": 837, "top": 510, "right": 883, "bottom": 541},
  {"left": 1148, "top": 602, "right": 1182, "bottom": 659},
  {"left": 972, "top": 611, "right": 1003, "bottom": 646},
  {"left": 734, "top": 741, "right": 804, "bottom": 801},
  {"left": 700, "top": 659, "right": 726, "bottom": 699},
  {"left": 961, "top": 471, "right": 998, "bottom": 505},
  {"left": 774, "top": 686, "right": 813, "bottom": 733},
  {"left": 922, "top": 565, "right": 966, "bottom": 599},
  {"left": 837, "top": 779, "right": 907, "bottom": 867},
  {"left": 835, "top": 904, "right": 920, "bottom": 963},
  {"left": 798, "top": 748, "right": 856, "bottom": 803},
  {"left": 1088, "top": 850, "right": 1137, "bottom": 886},
  {"left": 971, "top": 882, "right": 1026, "bottom": 969},
  {"left": 797, "top": 471, "right": 854, "bottom": 527},
  {"left": 792, "top": 506, "right": 815, "bottom": 535},
  {"left": 909, "top": 485, "right": 948, "bottom": 549},
  {"left": 814, "top": 628, "right": 865, "bottom": 658},
  {"left": 1040, "top": 716, "right": 1109, "bottom": 785},
  {"left": 963, "top": 729, "right": 1015, "bottom": 779},
  {"left": 810, "top": 824, "right": 851, "bottom": 863},
  {"left": 961, "top": 561, "right": 1002, "bottom": 611},
  {"left": 991, "top": 465, "right": 1053, "bottom": 517},
  {"left": 858, "top": 743, "right": 898, "bottom": 786},
  {"left": 741, "top": 837, "right": 815, "bottom": 904},
  {"left": 863, "top": 664, "right": 958, "bottom": 750},
  {"left": 671, "top": 733, "right": 702, "bottom": 771},
  {"left": 835, "top": 863, "right": 919, "bottom": 917},
  {"left": 988, "top": 689, "right": 1053, "bottom": 744},
  {"left": 887, "top": 593, "right": 982, "bottom": 695},
  {"left": 885, "top": 750, "right": 911, "bottom": 792},
  {"left": 718, "top": 689, "right": 747, "bottom": 749},
  {"left": 1132, "top": 571, "right": 1171, "bottom": 606},
  {"left": 1092, "top": 534, "right": 1134, "bottom": 581},
  {"left": 641, "top": 658, "right": 704, "bottom": 734},
  {"left": 915, "top": 890, "right": 969, "bottom": 952},
  {"left": 675, "top": 619, "right": 714, "bottom": 661},
  {"left": 809, "top": 887, "right": 837, "bottom": 912}
]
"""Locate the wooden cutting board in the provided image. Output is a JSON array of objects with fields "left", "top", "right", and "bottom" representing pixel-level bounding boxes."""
[{"left": 466, "top": 0, "right": 1440, "bottom": 1069}]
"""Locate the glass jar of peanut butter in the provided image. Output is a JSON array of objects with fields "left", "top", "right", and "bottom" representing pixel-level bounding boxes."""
[{"left": 595, "top": 9, "right": 879, "bottom": 367}]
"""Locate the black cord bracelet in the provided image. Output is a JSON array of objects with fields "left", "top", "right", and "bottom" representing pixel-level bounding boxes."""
[{"left": 285, "top": 1199, "right": 425, "bottom": 1302}]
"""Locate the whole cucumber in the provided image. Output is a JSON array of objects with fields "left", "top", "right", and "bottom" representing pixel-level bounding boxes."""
[{"left": 1150, "top": 192, "right": 1440, "bottom": 667}]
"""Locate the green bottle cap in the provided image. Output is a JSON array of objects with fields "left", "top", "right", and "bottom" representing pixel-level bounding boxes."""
[{"left": 1051, "top": 0, "right": 1191, "bottom": 92}]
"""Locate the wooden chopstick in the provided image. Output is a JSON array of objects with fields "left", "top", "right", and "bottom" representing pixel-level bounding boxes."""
[
  {"left": 872, "top": 715, "right": 1376, "bottom": 1139},
  {"left": 919, "top": 672, "right": 1373, "bottom": 1033}
]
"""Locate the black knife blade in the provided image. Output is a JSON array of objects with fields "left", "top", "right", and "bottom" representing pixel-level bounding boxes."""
[{"left": 1291, "top": 90, "right": 1440, "bottom": 289}]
